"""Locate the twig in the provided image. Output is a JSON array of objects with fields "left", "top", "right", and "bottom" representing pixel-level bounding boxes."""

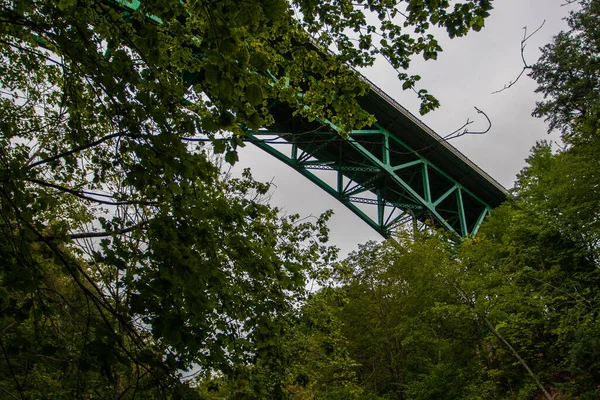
[
  {"left": 443, "top": 107, "right": 492, "bottom": 140},
  {"left": 28, "top": 133, "right": 124, "bottom": 168},
  {"left": 492, "top": 20, "right": 546, "bottom": 94},
  {"left": 25, "top": 178, "right": 157, "bottom": 207},
  {"left": 67, "top": 221, "right": 148, "bottom": 240}
]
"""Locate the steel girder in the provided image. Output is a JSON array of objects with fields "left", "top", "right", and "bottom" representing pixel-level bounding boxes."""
[{"left": 246, "top": 116, "right": 492, "bottom": 238}]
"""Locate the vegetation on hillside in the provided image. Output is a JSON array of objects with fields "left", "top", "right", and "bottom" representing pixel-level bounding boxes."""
[{"left": 2, "top": 0, "right": 599, "bottom": 399}]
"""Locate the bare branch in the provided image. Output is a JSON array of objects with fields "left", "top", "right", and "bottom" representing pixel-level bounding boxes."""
[
  {"left": 28, "top": 132, "right": 124, "bottom": 169},
  {"left": 444, "top": 119, "right": 474, "bottom": 140},
  {"left": 492, "top": 20, "right": 546, "bottom": 94},
  {"left": 443, "top": 107, "right": 492, "bottom": 140},
  {"left": 561, "top": 0, "right": 578, "bottom": 6},
  {"left": 67, "top": 221, "right": 148, "bottom": 240},
  {"left": 25, "top": 178, "right": 157, "bottom": 207}
]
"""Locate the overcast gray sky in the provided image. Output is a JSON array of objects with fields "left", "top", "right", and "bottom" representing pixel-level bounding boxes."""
[{"left": 233, "top": 0, "right": 574, "bottom": 257}]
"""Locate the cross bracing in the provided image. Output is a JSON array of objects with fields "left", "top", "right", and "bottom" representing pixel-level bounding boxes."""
[{"left": 246, "top": 88, "right": 507, "bottom": 237}]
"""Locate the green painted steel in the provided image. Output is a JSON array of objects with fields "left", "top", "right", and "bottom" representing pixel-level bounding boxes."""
[
  {"left": 246, "top": 111, "right": 503, "bottom": 237},
  {"left": 103, "top": 0, "right": 507, "bottom": 237}
]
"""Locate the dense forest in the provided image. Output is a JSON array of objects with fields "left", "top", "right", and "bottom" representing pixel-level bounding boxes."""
[{"left": 1, "top": 0, "right": 599, "bottom": 399}]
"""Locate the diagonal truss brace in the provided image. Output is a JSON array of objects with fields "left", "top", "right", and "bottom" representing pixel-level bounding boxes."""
[{"left": 247, "top": 121, "right": 493, "bottom": 237}]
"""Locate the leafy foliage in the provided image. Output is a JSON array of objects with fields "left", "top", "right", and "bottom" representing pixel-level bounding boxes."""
[
  {"left": 530, "top": 0, "right": 600, "bottom": 142},
  {"left": 0, "top": 0, "right": 495, "bottom": 397},
  {"left": 335, "top": 235, "right": 481, "bottom": 400},
  {"left": 189, "top": 1, "right": 600, "bottom": 399},
  {"left": 295, "top": 0, "right": 494, "bottom": 114},
  {"left": 280, "top": 150, "right": 600, "bottom": 398}
]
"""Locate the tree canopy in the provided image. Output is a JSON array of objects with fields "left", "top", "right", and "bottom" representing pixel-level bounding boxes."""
[
  {"left": 530, "top": 0, "right": 600, "bottom": 142},
  {"left": 254, "top": 2, "right": 600, "bottom": 398},
  {"left": 7, "top": 0, "right": 600, "bottom": 398},
  {"left": 192, "top": 1, "right": 600, "bottom": 398},
  {"left": 0, "top": 0, "right": 498, "bottom": 398}
]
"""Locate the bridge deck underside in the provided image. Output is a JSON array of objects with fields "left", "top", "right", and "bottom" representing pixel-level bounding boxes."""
[{"left": 246, "top": 103, "right": 502, "bottom": 237}]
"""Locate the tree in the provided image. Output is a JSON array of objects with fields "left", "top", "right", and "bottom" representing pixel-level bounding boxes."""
[
  {"left": 526, "top": 5, "right": 600, "bottom": 393},
  {"left": 0, "top": 244, "right": 191, "bottom": 399},
  {"left": 251, "top": 1, "right": 600, "bottom": 398},
  {"left": 530, "top": 0, "right": 600, "bottom": 142},
  {"left": 0, "top": 0, "right": 496, "bottom": 396},
  {"left": 308, "top": 183, "right": 600, "bottom": 399},
  {"left": 303, "top": 140, "right": 600, "bottom": 398},
  {"left": 455, "top": 138, "right": 600, "bottom": 399},
  {"left": 0, "top": 164, "right": 336, "bottom": 398},
  {"left": 322, "top": 235, "right": 484, "bottom": 400}
]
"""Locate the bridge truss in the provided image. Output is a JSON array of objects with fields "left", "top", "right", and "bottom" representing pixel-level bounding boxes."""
[{"left": 246, "top": 79, "right": 507, "bottom": 238}]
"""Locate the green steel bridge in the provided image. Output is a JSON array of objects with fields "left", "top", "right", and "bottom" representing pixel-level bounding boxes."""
[
  {"left": 246, "top": 78, "right": 507, "bottom": 237},
  {"left": 69, "top": 0, "right": 509, "bottom": 237}
]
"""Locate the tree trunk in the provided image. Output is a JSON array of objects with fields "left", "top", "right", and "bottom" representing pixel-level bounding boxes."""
[{"left": 482, "top": 316, "right": 552, "bottom": 400}]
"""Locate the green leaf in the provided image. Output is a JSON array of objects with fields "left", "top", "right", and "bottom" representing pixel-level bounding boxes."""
[
  {"left": 225, "top": 150, "right": 239, "bottom": 164},
  {"left": 245, "top": 83, "right": 263, "bottom": 106}
]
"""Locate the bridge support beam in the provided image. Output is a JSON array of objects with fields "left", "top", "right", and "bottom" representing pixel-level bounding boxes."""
[{"left": 245, "top": 120, "right": 493, "bottom": 238}]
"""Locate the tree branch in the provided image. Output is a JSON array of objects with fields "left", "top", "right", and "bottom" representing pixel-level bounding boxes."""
[
  {"left": 0, "top": 188, "right": 172, "bottom": 393},
  {"left": 492, "top": 20, "right": 546, "bottom": 94},
  {"left": 443, "top": 107, "right": 492, "bottom": 140},
  {"left": 1, "top": 321, "right": 17, "bottom": 335},
  {"left": 25, "top": 178, "right": 157, "bottom": 207},
  {"left": 28, "top": 132, "right": 124, "bottom": 169},
  {"left": 482, "top": 316, "right": 552, "bottom": 400},
  {"left": 0, "top": 339, "right": 24, "bottom": 399},
  {"left": 449, "top": 278, "right": 552, "bottom": 400},
  {"left": 0, "top": 386, "right": 20, "bottom": 400},
  {"left": 68, "top": 221, "right": 148, "bottom": 240}
]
